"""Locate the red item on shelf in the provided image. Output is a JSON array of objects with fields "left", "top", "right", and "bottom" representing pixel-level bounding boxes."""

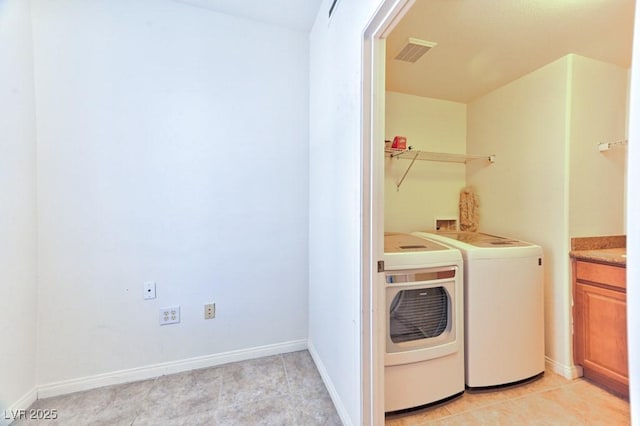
[{"left": 391, "top": 136, "right": 407, "bottom": 149}]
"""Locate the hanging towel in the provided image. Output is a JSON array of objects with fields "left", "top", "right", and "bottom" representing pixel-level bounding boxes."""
[{"left": 459, "top": 187, "right": 479, "bottom": 232}]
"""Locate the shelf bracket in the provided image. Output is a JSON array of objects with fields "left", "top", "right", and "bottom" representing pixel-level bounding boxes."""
[
  {"left": 598, "top": 140, "right": 628, "bottom": 152},
  {"left": 396, "top": 151, "right": 419, "bottom": 191}
]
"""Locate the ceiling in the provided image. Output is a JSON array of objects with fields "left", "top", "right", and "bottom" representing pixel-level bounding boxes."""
[
  {"left": 173, "top": 0, "right": 324, "bottom": 32},
  {"left": 386, "top": 0, "right": 635, "bottom": 103}
]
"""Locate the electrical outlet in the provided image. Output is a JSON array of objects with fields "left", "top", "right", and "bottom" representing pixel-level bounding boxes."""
[
  {"left": 159, "top": 305, "right": 180, "bottom": 325},
  {"left": 204, "top": 303, "right": 215, "bottom": 320},
  {"left": 144, "top": 281, "right": 156, "bottom": 300}
]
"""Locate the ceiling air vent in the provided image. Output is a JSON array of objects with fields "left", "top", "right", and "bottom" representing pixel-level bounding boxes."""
[{"left": 394, "top": 38, "right": 437, "bottom": 63}]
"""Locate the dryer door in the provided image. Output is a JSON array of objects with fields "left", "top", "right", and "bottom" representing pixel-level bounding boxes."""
[{"left": 385, "top": 267, "right": 460, "bottom": 366}]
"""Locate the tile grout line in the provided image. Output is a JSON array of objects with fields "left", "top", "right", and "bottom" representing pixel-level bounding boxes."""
[
  {"left": 387, "top": 374, "right": 627, "bottom": 425},
  {"left": 129, "top": 376, "right": 159, "bottom": 426},
  {"left": 444, "top": 379, "right": 628, "bottom": 425},
  {"left": 215, "top": 357, "right": 294, "bottom": 420},
  {"left": 498, "top": 375, "right": 583, "bottom": 404},
  {"left": 424, "top": 394, "right": 543, "bottom": 425},
  {"left": 280, "top": 353, "right": 301, "bottom": 426},
  {"left": 217, "top": 363, "right": 226, "bottom": 411},
  {"left": 211, "top": 365, "right": 224, "bottom": 426},
  {"left": 281, "top": 354, "right": 293, "bottom": 396},
  {"left": 393, "top": 376, "right": 574, "bottom": 423}
]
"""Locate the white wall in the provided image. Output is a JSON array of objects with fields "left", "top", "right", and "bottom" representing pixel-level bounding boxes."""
[
  {"left": 0, "top": 0, "right": 38, "bottom": 420},
  {"left": 31, "top": 0, "right": 309, "bottom": 385},
  {"left": 467, "top": 57, "right": 573, "bottom": 373},
  {"left": 308, "top": 0, "right": 386, "bottom": 424},
  {"left": 569, "top": 56, "right": 628, "bottom": 237},
  {"left": 385, "top": 91, "right": 466, "bottom": 233}
]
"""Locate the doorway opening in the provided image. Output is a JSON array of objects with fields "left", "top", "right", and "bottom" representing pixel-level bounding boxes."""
[
  {"left": 362, "top": 1, "right": 414, "bottom": 424},
  {"left": 362, "top": 0, "right": 634, "bottom": 424}
]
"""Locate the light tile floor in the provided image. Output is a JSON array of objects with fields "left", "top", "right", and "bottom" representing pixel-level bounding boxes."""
[
  {"left": 11, "top": 351, "right": 341, "bottom": 426},
  {"left": 11, "top": 357, "right": 631, "bottom": 426},
  {"left": 386, "top": 371, "right": 630, "bottom": 425}
]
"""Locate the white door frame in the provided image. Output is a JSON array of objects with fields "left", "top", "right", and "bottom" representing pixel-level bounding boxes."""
[
  {"left": 361, "top": 1, "right": 415, "bottom": 424},
  {"left": 362, "top": 2, "right": 639, "bottom": 424},
  {"left": 626, "top": 1, "right": 640, "bottom": 421}
]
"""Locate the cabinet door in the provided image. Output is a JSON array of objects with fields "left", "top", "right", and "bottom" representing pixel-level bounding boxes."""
[{"left": 575, "top": 283, "right": 628, "bottom": 388}]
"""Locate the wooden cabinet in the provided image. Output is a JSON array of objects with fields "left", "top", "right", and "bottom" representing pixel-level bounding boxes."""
[{"left": 573, "top": 259, "right": 628, "bottom": 397}]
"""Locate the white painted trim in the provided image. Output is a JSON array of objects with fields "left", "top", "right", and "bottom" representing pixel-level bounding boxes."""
[
  {"left": 361, "top": 1, "right": 414, "bottom": 425},
  {"left": 562, "top": 56, "right": 576, "bottom": 373},
  {"left": 626, "top": 2, "right": 640, "bottom": 426},
  {"left": 307, "top": 340, "right": 352, "bottom": 426},
  {"left": 545, "top": 356, "right": 583, "bottom": 380},
  {"left": 37, "top": 339, "right": 307, "bottom": 399},
  {"left": 1, "top": 387, "right": 38, "bottom": 426},
  {"left": 627, "top": 2, "right": 640, "bottom": 423}
]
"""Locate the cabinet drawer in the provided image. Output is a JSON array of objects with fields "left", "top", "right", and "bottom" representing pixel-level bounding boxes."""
[{"left": 576, "top": 261, "right": 626, "bottom": 290}]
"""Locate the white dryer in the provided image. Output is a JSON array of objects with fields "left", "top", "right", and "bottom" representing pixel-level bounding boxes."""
[
  {"left": 383, "top": 233, "right": 464, "bottom": 412},
  {"left": 412, "top": 231, "right": 545, "bottom": 389}
]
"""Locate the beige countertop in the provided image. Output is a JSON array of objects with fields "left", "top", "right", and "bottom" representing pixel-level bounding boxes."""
[{"left": 570, "top": 235, "right": 626, "bottom": 266}]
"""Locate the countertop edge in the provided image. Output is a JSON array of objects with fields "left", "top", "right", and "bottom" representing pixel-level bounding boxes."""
[{"left": 570, "top": 250, "right": 627, "bottom": 267}]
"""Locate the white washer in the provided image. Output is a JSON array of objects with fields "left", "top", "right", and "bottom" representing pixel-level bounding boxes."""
[
  {"left": 383, "top": 233, "right": 464, "bottom": 412},
  {"left": 412, "top": 231, "right": 545, "bottom": 388}
]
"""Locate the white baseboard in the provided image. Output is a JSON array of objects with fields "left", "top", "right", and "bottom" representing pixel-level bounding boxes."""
[
  {"left": 37, "top": 339, "right": 307, "bottom": 399},
  {"left": 307, "top": 339, "right": 352, "bottom": 426},
  {"left": 1, "top": 387, "right": 38, "bottom": 426},
  {"left": 545, "top": 356, "right": 583, "bottom": 380}
]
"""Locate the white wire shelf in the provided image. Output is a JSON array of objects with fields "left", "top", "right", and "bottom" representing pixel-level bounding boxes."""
[
  {"left": 385, "top": 148, "right": 495, "bottom": 190},
  {"left": 386, "top": 148, "right": 495, "bottom": 164}
]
